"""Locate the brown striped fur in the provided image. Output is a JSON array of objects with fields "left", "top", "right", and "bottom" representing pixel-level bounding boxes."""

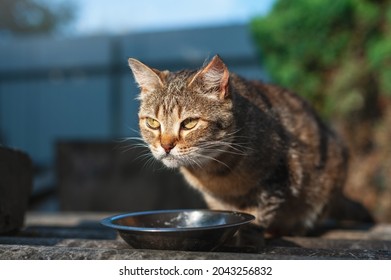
[{"left": 128, "top": 55, "right": 355, "bottom": 235}]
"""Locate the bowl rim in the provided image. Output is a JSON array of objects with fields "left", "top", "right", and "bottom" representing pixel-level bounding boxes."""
[{"left": 100, "top": 209, "right": 255, "bottom": 232}]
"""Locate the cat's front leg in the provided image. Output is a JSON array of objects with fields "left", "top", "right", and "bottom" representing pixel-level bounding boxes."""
[{"left": 202, "top": 192, "right": 232, "bottom": 211}]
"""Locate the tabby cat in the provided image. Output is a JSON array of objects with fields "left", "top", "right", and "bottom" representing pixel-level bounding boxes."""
[{"left": 128, "top": 55, "right": 354, "bottom": 235}]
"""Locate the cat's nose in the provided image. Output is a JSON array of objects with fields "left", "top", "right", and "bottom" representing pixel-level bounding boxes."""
[{"left": 161, "top": 143, "right": 176, "bottom": 154}]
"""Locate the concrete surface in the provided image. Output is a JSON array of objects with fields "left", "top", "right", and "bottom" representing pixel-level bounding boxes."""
[{"left": 0, "top": 212, "right": 390, "bottom": 260}]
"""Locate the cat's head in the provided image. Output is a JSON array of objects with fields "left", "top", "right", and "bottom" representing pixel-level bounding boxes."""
[{"left": 128, "top": 55, "right": 235, "bottom": 169}]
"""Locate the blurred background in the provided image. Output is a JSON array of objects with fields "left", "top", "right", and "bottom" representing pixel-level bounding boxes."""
[{"left": 0, "top": 0, "right": 390, "bottom": 222}]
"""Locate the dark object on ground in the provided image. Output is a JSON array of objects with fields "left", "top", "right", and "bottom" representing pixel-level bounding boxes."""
[{"left": 0, "top": 147, "right": 32, "bottom": 234}]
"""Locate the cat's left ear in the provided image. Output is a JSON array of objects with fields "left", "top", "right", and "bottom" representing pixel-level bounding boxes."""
[
  {"left": 128, "top": 58, "right": 165, "bottom": 94},
  {"left": 190, "top": 55, "right": 230, "bottom": 99}
]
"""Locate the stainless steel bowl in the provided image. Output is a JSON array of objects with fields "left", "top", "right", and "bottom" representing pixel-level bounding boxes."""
[{"left": 101, "top": 209, "right": 255, "bottom": 251}]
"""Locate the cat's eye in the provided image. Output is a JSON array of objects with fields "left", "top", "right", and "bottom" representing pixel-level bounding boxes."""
[
  {"left": 146, "top": 117, "right": 160, "bottom": 129},
  {"left": 181, "top": 118, "right": 199, "bottom": 130}
]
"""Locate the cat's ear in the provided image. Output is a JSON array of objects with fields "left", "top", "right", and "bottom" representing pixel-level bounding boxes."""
[
  {"left": 189, "top": 55, "right": 230, "bottom": 99},
  {"left": 128, "top": 58, "right": 164, "bottom": 93}
]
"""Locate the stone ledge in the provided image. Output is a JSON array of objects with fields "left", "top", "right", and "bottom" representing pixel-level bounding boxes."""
[
  {"left": 1, "top": 243, "right": 390, "bottom": 260},
  {"left": 2, "top": 213, "right": 391, "bottom": 260}
]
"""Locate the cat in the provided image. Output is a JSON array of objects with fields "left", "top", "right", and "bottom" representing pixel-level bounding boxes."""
[{"left": 128, "top": 55, "right": 370, "bottom": 235}]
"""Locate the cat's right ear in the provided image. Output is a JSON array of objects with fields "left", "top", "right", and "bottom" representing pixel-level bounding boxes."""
[
  {"left": 189, "top": 55, "right": 230, "bottom": 100},
  {"left": 128, "top": 58, "right": 164, "bottom": 94}
]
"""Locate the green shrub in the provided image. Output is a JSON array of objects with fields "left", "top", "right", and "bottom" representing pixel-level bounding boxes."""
[{"left": 251, "top": 0, "right": 391, "bottom": 120}]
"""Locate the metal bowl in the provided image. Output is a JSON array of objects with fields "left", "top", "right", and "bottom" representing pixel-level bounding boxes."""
[{"left": 101, "top": 209, "right": 255, "bottom": 251}]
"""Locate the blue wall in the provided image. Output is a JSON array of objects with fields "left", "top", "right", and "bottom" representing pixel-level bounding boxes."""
[{"left": 0, "top": 24, "right": 265, "bottom": 166}]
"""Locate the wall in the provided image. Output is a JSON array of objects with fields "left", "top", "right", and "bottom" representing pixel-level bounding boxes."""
[{"left": 0, "top": 24, "right": 265, "bottom": 167}]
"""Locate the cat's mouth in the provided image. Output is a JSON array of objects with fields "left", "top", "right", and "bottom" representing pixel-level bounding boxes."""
[
  {"left": 161, "top": 154, "right": 181, "bottom": 168},
  {"left": 155, "top": 147, "right": 226, "bottom": 169}
]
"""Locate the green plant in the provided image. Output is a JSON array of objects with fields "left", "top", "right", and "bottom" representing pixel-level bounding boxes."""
[{"left": 251, "top": 0, "right": 391, "bottom": 121}]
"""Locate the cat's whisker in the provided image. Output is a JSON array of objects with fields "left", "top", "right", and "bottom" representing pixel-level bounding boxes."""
[
  {"left": 133, "top": 151, "right": 155, "bottom": 163},
  {"left": 179, "top": 156, "right": 194, "bottom": 168},
  {"left": 142, "top": 155, "right": 159, "bottom": 171},
  {"left": 193, "top": 152, "right": 231, "bottom": 170},
  {"left": 223, "top": 129, "right": 253, "bottom": 140},
  {"left": 117, "top": 143, "right": 149, "bottom": 154},
  {"left": 113, "top": 134, "right": 149, "bottom": 154},
  {"left": 120, "top": 141, "right": 148, "bottom": 148},
  {"left": 197, "top": 141, "right": 251, "bottom": 155},
  {"left": 201, "top": 147, "right": 247, "bottom": 156},
  {"left": 201, "top": 141, "right": 248, "bottom": 151},
  {"left": 183, "top": 154, "right": 203, "bottom": 169},
  {"left": 121, "top": 136, "right": 146, "bottom": 143},
  {"left": 211, "top": 133, "right": 253, "bottom": 146},
  {"left": 189, "top": 156, "right": 203, "bottom": 169}
]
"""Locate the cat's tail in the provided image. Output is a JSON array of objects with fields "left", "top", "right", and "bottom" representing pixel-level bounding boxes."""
[{"left": 327, "top": 191, "right": 375, "bottom": 224}]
